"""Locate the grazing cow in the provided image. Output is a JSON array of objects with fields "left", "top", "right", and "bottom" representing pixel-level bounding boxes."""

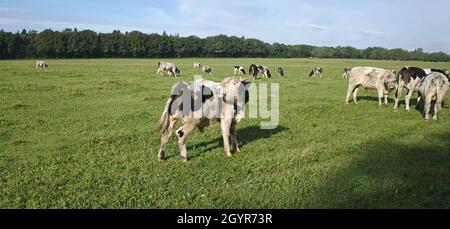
[
  {"left": 234, "top": 66, "right": 246, "bottom": 75},
  {"left": 277, "top": 67, "right": 285, "bottom": 77},
  {"left": 156, "top": 77, "right": 251, "bottom": 161},
  {"left": 157, "top": 62, "right": 180, "bottom": 77},
  {"left": 202, "top": 65, "right": 212, "bottom": 74},
  {"left": 343, "top": 68, "right": 351, "bottom": 79},
  {"left": 392, "top": 67, "right": 447, "bottom": 112},
  {"left": 249, "top": 64, "right": 259, "bottom": 79},
  {"left": 417, "top": 72, "right": 449, "bottom": 120},
  {"left": 36, "top": 60, "right": 48, "bottom": 69},
  {"left": 345, "top": 67, "right": 397, "bottom": 105},
  {"left": 258, "top": 65, "right": 271, "bottom": 78},
  {"left": 309, "top": 67, "right": 323, "bottom": 78},
  {"left": 193, "top": 62, "right": 202, "bottom": 68}
]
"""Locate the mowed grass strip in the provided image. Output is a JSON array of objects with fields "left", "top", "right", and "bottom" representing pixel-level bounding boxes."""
[{"left": 0, "top": 58, "right": 449, "bottom": 208}]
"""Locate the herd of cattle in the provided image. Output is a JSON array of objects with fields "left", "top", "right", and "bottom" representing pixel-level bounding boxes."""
[
  {"left": 33, "top": 60, "right": 450, "bottom": 161},
  {"left": 153, "top": 61, "right": 449, "bottom": 161}
]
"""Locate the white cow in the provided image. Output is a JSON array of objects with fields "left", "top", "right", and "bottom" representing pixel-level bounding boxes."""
[{"left": 345, "top": 67, "right": 397, "bottom": 105}]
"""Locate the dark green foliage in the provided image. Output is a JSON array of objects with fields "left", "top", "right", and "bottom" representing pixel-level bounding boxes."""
[{"left": 0, "top": 28, "right": 449, "bottom": 61}]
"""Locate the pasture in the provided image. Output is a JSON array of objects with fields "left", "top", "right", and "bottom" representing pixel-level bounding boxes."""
[{"left": 1, "top": 58, "right": 450, "bottom": 208}]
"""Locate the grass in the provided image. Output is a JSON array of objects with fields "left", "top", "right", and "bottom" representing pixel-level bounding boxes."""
[{"left": 0, "top": 58, "right": 449, "bottom": 209}]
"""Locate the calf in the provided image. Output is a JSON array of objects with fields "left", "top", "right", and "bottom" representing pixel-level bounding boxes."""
[
  {"left": 157, "top": 62, "right": 180, "bottom": 77},
  {"left": 234, "top": 66, "right": 246, "bottom": 75},
  {"left": 417, "top": 72, "right": 449, "bottom": 120},
  {"left": 36, "top": 60, "right": 48, "bottom": 69},
  {"left": 345, "top": 67, "right": 397, "bottom": 105},
  {"left": 277, "top": 67, "right": 285, "bottom": 77},
  {"left": 309, "top": 67, "right": 323, "bottom": 78},
  {"left": 258, "top": 65, "right": 271, "bottom": 78},
  {"left": 193, "top": 62, "right": 202, "bottom": 68},
  {"left": 156, "top": 77, "right": 250, "bottom": 161},
  {"left": 393, "top": 67, "right": 446, "bottom": 112},
  {"left": 249, "top": 64, "right": 259, "bottom": 79},
  {"left": 202, "top": 65, "right": 212, "bottom": 74}
]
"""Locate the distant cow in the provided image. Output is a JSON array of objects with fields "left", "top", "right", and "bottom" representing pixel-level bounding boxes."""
[
  {"left": 193, "top": 62, "right": 202, "bottom": 69},
  {"left": 156, "top": 77, "right": 251, "bottom": 161},
  {"left": 309, "top": 67, "right": 323, "bottom": 78},
  {"left": 393, "top": 67, "right": 447, "bottom": 111},
  {"left": 258, "top": 65, "right": 271, "bottom": 78},
  {"left": 417, "top": 72, "right": 449, "bottom": 120},
  {"left": 249, "top": 64, "right": 259, "bottom": 79},
  {"left": 345, "top": 67, "right": 397, "bottom": 105},
  {"left": 157, "top": 62, "right": 180, "bottom": 77},
  {"left": 202, "top": 65, "right": 212, "bottom": 74},
  {"left": 277, "top": 67, "right": 285, "bottom": 77},
  {"left": 343, "top": 68, "right": 351, "bottom": 79},
  {"left": 36, "top": 60, "right": 48, "bottom": 69},
  {"left": 234, "top": 66, "right": 246, "bottom": 75}
]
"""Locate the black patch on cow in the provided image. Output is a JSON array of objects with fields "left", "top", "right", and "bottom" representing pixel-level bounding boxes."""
[
  {"left": 266, "top": 69, "right": 272, "bottom": 78},
  {"left": 201, "top": 85, "right": 214, "bottom": 103},
  {"left": 178, "top": 130, "right": 184, "bottom": 138},
  {"left": 241, "top": 69, "right": 246, "bottom": 75},
  {"left": 399, "top": 67, "right": 427, "bottom": 84},
  {"left": 278, "top": 67, "right": 284, "bottom": 76}
]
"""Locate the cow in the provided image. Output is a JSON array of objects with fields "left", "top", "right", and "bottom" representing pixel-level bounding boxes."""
[
  {"left": 234, "top": 66, "right": 246, "bottom": 75},
  {"left": 202, "top": 65, "right": 212, "bottom": 74},
  {"left": 249, "top": 64, "right": 259, "bottom": 79},
  {"left": 343, "top": 68, "right": 351, "bottom": 79},
  {"left": 36, "top": 60, "right": 48, "bottom": 69},
  {"left": 345, "top": 67, "right": 397, "bottom": 105},
  {"left": 309, "top": 67, "right": 323, "bottom": 78},
  {"left": 277, "top": 67, "right": 285, "bottom": 77},
  {"left": 392, "top": 67, "right": 448, "bottom": 112},
  {"left": 156, "top": 77, "right": 251, "bottom": 161},
  {"left": 157, "top": 62, "right": 180, "bottom": 77},
  {"left": 417, "top": 72, "right": 449, "bottom": 120},
  {"left": 258, "top": 65, "right": 271, "bottom": 78},
  {"left": 193, "top": 62, "right": 202, "bottom": 69}
]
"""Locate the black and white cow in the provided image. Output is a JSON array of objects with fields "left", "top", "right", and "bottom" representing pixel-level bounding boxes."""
[
  {"left": 393, "top": 67, "right": 447, "bottom": 112},
  {"left": 202, "top": 65, "right": 212, "bottom": 74},
  {"left": 234, "top": 66, "right": 246, "bottom": 75},
  {"left": 309, "top": 67, "right": 323, "bottom": 78},
  {"left": 278, "top": 67, "right": 285, "bottom": 77},
  {"left": 36, "top": 60, "right": 48, "bottom": 69},
  {"left": 249, "top": 64, "right": 259, "bottom": 79},
  {"left": 258, "top": 65, "right": 271, "bottom": 78},
  {"left": 156, "top": 77, "right": 251, "bottom": 161}
]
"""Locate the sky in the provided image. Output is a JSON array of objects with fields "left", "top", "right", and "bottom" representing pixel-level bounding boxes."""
[{"left": 1, "top": 0, "right": 450, "bottom": 53}]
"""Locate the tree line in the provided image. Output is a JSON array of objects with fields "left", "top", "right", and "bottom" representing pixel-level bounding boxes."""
[{"left": 1, "top": 28, "right": 449, "bottom": 62}]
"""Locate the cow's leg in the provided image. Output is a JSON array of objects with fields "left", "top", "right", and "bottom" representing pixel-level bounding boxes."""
[
  {"left": 176, "top": 122, "right": 196, "bottom": 162},
  {"left": 424, "top": 96, "right": 432, "bottom": 120},
  {"left": 384, "top": 92, "right": 389, "bottom": 105},
  {"left": 377, "top": 88, "right": 384, "bottom": 106},
  {"left": 230, "top": 121, "right": 240, "bottom": 153},
  {"left": 405, "top": 89, "right": 414, "bottom": 111},
  {"left": 345, "top": 85, "right": 356, "bottom": 104},
  {"left": 221, "top": 119, "right": 233, "bottom": 157},
  {"left": 432, "top": 102, "right": 438, "bottom": 120},
  {"left": 393, "top": 85, "right": 402, "bottom": 111},
  {"left": 158, "top": 118, "right": 177, "bottom": 161},
  {"left": 352, "top": 87, "right": 360, "bottom": 104}
]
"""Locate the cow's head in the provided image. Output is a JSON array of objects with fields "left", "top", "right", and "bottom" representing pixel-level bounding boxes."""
[{"left": 218, "top": 77, "right": 251, "bottom": 121}]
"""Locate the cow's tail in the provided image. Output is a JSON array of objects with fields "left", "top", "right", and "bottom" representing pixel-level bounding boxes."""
[{"left": 155, "top": 97, "right": 175, "bottom": 135}]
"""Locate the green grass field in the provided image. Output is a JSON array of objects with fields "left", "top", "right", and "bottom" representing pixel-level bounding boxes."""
[{"left": 1, "top": 58, "right": 450, "bottom": 209}]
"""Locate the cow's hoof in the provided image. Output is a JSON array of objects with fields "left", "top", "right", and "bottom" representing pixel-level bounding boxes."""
[
  {"left": 180, "top": 156, "right": 188, "bottom": 162},
  {"left": 393, "top": 109, "right": 398, "bottom": 112}
]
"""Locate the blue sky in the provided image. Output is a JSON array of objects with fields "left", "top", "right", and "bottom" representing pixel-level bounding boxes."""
[{"left": 1, "top": 0, "right": 450, "bottom": 52}]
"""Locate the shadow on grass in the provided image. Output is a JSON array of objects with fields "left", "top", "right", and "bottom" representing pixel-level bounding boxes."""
[
  {"left": 357, "top": 96, "right": 396, "bottom": 104},
  {"left": 308, "top": 130, "right": 450, "bottom": 208},
  {"left": 186, "top": 125, "right": 289, "bottom": 159}
]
